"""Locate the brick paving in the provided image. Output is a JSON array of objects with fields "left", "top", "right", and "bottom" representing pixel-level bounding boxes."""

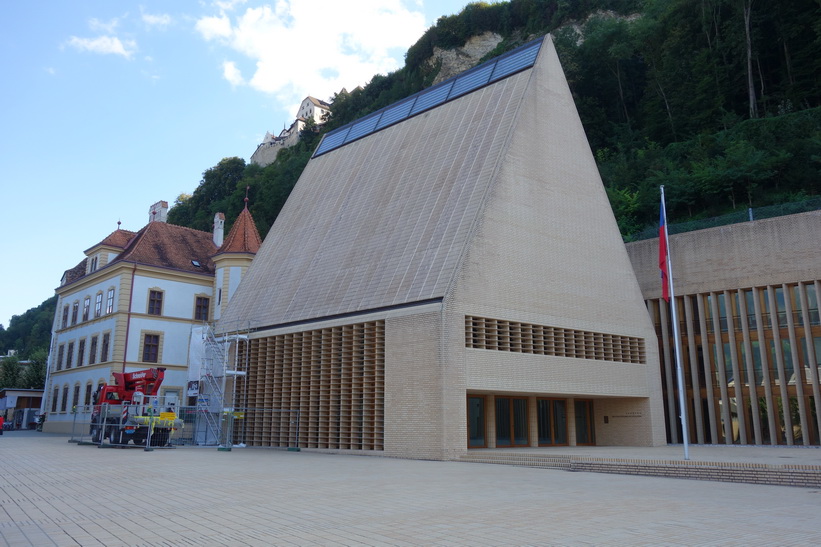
[{"left": 2, "top": 431, "right": 821, "bottom": 546}]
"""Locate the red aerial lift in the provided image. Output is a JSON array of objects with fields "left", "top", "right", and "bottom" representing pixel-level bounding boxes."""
[{"left": 90, "top": 367, "right": 182, "bottom": 446}]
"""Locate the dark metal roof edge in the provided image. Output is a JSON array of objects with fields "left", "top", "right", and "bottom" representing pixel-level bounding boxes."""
[{"left": 242, "top": 297, "right": 444, "bottom": 334}]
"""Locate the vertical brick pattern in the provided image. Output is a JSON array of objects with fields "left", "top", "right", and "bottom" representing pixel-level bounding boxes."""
[{"left": 384, "top": 311, "right": 446, "bottom": 459}]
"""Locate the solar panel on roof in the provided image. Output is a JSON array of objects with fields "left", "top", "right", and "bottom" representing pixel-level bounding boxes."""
[
  {"left": 410, "top": 81, "right": 453, "bottom": 115},
  {"left": 344, "top": 114, "right": 380, "bottom": 143},
  {"left": 313, "top": 36, "right": 544, "bottom": 158},
  {"left": 376, "top": 99, "right": 415, "bottom": 130},
  {"left": 448, "top": 63, "right": 494, "bottom": 100},
  {"left": 314, "top": 126, "right": 350, "bottom": 155},
  {"left": 490, "top": 40, "right": 541, "bottom": 82}
]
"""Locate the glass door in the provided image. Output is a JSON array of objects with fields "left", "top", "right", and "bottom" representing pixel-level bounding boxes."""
[
  {"left": 575, "top": 400, "right": 596, "bottom": 445},
  {"left": 467, "top": 396, "right": 486, "bottom": 448},
  {"left": 538, "top": 398, "right": 567, "bottom": 445},
  {"left": 496, "top": 397, "right": 529, "bottom": 447}
]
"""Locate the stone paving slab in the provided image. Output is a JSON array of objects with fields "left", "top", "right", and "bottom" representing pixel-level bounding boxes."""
[{"left": 2, "top": 431, "right": 821, "bottom": 546}]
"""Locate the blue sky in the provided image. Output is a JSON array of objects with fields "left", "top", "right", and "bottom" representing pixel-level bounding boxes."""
[{"left": 0, "top": 0, "right": 470, "bottom": 329}]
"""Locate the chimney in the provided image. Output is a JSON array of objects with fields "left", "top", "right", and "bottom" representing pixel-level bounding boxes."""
[
  {"left": 213, "top": 212, "right": 225, "bottom": 247},
  {"left": 148, "top": 201, "right": 169, "bottom": 223}
]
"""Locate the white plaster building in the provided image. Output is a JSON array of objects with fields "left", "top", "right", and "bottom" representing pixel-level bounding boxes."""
[{"left": 42, "top": 201, "right": 261, "bottom": 433}]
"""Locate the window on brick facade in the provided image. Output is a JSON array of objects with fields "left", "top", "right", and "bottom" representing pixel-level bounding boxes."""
[
  {"left": 71, "top": 302, "right": 79, "bottom": 325},
  {"left": 95, "top": 292, "right": 103, "bottom": 318},
  {"left": 142, "top": 334, "right": 160, "bottom": 363},
  {"left": 195, "top": 296, "right": 210, "bottom": 321},
  {"left": 106, "top": 288, "right": 115, "bottom": 314},
  {"left": 57, "top": 344, "right": 65, "bottom": 371},
  {"left": 77, "top": 339, "right": 86, "bottom": 367},
  {"left": 101, "top": 333, "right": 110, "bottom": 362},
  {"left": 82, "top": 297, "right": 90, "bottom": 322},
  {"left": 66, "top": 342, "right": 74, "bottom": 369},
  {"left": 89, "top": 335, "right": 98, "bottom": 365},
  {"left": 148, "top": 290, "right": 163, "bottom": 316},
  {"left": 61, "top": 306, "right": 69, "bottom": 329}
]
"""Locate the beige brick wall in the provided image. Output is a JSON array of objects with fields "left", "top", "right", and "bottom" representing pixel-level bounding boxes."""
[
  {"left": 445, "top": 37, "right": 666, "bottom": 448},
  {"left": 626, "top": 210, "right": 821, "bottom": 298},
  {"left": 384, "top": 310, "right": 447, "bottom": 459}
]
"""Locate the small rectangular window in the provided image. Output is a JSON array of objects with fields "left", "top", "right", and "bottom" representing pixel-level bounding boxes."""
[
  {"left": 82, "top": 297, "right": 90, "bottom": 322},
  {"left": 101, "top": 333, "right": 110, "bottom": 362},
  {"left": 148, "top": 290, "right": 163, "bottom": 316},
  {"left": 57, "top": 344, "right": 65, "bottom": 371},
  {"left": 72, "top": 385, "right": 80, "bottom": 412},
  {"left": 66, "top": 342, "right": 74, "bottom": 368},
  {"left": 71, "top": 302, "right": 79, "bottom": 325},
  {"left": 77, "top": 339, "right": 86, "bottom": 367},
  {"left": 61, "top": 306, "right": 69, "bottom": 329},
  {"left": 95, "top": 293, "right": 103, "bottom": 318},
  {"left": 106, "top": 289, "right": 115, "bottom": 314},
  {"left": 89, "top": 335, "right": 98, "bottom": 365},
  {"left": 61, "top": 386, "right": 69, "bottom": 412},
  {"left": 142, "top": 334, "right": 160, "bottom": 363},
  {"left": 84, "top": 384, "right": 92, "bottom": 407},
  {"left": 51, "top": 388, "right": 59, "bottom": 412},
  {"left": 195, "top": 296, "right": 210, "bottom": 321}
]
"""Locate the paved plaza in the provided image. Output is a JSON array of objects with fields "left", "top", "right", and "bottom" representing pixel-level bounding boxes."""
[{"left": 2, "top": 431, "right": 820, "bottom": 546}]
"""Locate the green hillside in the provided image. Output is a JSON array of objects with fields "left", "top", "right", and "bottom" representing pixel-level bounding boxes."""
[{"left": 170, "top": 0, "right": 821, "bottom": 240}]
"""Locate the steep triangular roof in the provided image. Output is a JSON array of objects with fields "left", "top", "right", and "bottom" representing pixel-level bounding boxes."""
[
  {"left": 221, "top": 39, "right": 544, "bottom": 328},
  {"left": 215, "top": 205, "right": 262, "bottom": 256},
  {"left": 221, "top": 35, "right": 648, "bottom": 336}
]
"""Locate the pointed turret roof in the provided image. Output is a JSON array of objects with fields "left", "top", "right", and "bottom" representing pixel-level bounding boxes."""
[{"left": 214, "top": 202, "right": 262, "bottom": 256}]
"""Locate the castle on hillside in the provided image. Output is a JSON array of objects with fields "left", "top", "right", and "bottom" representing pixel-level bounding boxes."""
[{"left": 250, "top": 96, "right": 331, "bottom": 167}]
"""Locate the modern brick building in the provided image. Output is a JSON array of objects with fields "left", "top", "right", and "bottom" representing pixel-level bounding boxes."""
[
  {"left": 218, "top": 35, "right": 667, "bottom": 459},
  {"left": 626, "top": 210, "right": 821, "bottom": 447}
]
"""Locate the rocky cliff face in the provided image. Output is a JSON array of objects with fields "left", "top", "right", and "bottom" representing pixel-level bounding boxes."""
[{"left": 429, "top": 32, "right": 503, "bottom": 85}]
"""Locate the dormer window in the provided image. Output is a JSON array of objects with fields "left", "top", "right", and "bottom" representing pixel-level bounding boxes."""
[{"left": 89, "top": 256, "right": 99, "bottom": 273}]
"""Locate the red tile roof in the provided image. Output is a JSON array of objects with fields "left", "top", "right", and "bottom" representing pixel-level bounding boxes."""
[
  {"left": 96, "top": 229, "right": 137, "bottom": 250},
  {"left": 117, "top": 222, "right": 217, "bottom": 273},
  {"left": 62, "top": 206, "right": 259, "bottom": 287},
  {"left": 215, "top": 206, "right": 262, "bottom": 256},
  {"left": 63, "top": 259, "right": 88, "bottom": 285}
]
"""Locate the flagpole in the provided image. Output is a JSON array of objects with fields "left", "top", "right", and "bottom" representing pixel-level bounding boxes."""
[{"left": 661, "top": 185, "right": 690, "bottom": 460}]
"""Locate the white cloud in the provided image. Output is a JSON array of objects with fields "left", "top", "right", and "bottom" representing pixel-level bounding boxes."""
[
  {"left": 196, "top": 14, "right": 233, "bottom": 40},
  {"left": 142, "top": 11, "right": 173, "bottom": 29},
  {"left": 89, "top": 17, "right": 122, "bottom": 34},
  {"left": 222, "top": 61, "right": 245, "bottom": 86},
  {"left": 66, "top": 36, "right": 138, "bottom": 59},
  {"left": 215, "top": 0, "right": 248, "bottom": 11},
  {"left": 196, "top": 0, "right": 425, "bottom": 108}
]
